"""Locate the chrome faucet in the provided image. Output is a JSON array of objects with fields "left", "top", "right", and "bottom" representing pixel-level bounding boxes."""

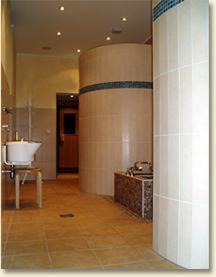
[
  {"left": 1, "top": 124, "right": 10, "bottom": 132},
  {"left": 126, "top": 161, "right": 153, "bottom": 177},
  {"left": 1, "top": 165, "right": 15, "bottom": 179}
]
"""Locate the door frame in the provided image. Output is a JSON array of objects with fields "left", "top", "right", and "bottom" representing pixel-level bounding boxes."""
[{"left": 56, "top": 93, "right": 79, "bottom": 173}]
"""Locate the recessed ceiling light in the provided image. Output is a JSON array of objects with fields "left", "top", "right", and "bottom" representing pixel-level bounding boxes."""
[
  {"left": 70, "top": 95, "right": 74, "bottom": 98},
  {"left": 106, "top": 36, "right": 111, "bottom": 41},
  {"left": 57, "top": 31, "right": 61, "bottom": 36},
  {"left": 59, "top": 5, "right": 64, "bottom": 11},
  {"left": 77, "top": 49, "right": 81, "bottom": 53},
  {"left": 121, "top": 17, "right": 127, "bottom": 22}
]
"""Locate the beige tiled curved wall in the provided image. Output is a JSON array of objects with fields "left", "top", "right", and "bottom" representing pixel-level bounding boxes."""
[
  {"left": 79, "top": 44, "right": 152, "bottom": 195},
  {"left": 153, "top": 0, "right": 209, "bottom": 269}
]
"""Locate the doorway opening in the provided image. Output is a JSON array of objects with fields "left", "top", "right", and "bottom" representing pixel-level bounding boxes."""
[{"left": 56, "top": 93, "right": 79, "bottom": 173}]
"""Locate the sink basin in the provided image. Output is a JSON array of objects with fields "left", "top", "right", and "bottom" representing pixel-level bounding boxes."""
[{"left": 2, "top": 140, "right": 41, "bottom": 165}]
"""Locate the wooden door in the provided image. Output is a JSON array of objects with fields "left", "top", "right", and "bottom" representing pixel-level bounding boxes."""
[{"left": 58, "top": 108, "right": 79, "bottom": 171}]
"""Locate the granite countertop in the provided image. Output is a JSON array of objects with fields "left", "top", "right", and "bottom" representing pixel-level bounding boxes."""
[{"left": 115, "top": 171, "right": 153, "bottom": 181}]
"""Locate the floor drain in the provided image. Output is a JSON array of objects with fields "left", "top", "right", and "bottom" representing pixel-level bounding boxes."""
[{"left": 60, "top": 213, "right": 74, "bottom": 218}]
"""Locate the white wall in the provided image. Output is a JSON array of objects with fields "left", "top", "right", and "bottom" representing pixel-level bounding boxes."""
[{"left": 153, "top": 0, "right": 209, "bottom": 269}]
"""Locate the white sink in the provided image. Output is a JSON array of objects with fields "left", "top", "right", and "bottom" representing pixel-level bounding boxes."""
[{"left": 2, "top": 140, "right": 41, "bottom": 165}]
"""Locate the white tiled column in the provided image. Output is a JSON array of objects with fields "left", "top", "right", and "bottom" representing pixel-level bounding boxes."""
[{"left": 153, "top": 0, "right": 209, "bottom": 269}]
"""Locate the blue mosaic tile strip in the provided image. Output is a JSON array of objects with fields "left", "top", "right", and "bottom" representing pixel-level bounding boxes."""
[
  {"left": 153, "top": 0, "right": 184, "bottom": 21},
  {"left": 79, "top": 81, "right": 153, "bottom": 94}
]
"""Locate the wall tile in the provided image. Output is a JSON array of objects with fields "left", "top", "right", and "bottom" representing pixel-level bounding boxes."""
[
  {"left": 192, "top": 133, "right": 209, "bottom": 205},
  {"left": 191, "top": 0, "right": 209, "bottom": 63},
  {"left": 167, "top": 7, "right": 179, "bottom": 70},
  {"left": 168, "top": 70, "right": 179, "bottom": 134},
  {"left": 168, "top": 135, "right": 179, "bottom": 199},
  {"left": 16, "top": 107, "right": 56, "bottom": 179},
  {"left": 153, "top": 0, "right": 209, "bottom": 269},
  {"left": 159, "top": 136, "right": 168, "bottom": 196},
  {"left": 178, "top": 202, "right": 192, "bottom": 268},
  {"left": 136, "top": 142, "right": 152, "bottom": 163},
  {"left": 167, "top": 199, "right": 179, "bottom": 263},
  {"left": 144, "top": 47, "right": 153, "bottom": 82},
  {"left": 159, "top": 74, "right": 168, "bottom": 135},
  {"left": 153, "top": 195, "right": 159, "bottom": 251},
  {"left": 178, "top": 0, "right": 192, "bottom": 67},
  {"left": 152, "top": 0, "right": 161, "bottom": 8},
  {"left": 79, "top": 44, "right": 153, "bottom": 195},
  {"left": 191, "top": 204, "right": 209, "bottom": 269},
  {"left": 159, "top": 14, "right": 168, "bottom": 74},
  {"left": 153, "top": 78, "right": 160, "bottom": 136},
  {"left": 121, "top": 142, "right": 130, "bottom": 169},
  {"left": 180, "top": 134, "right": 192, "bottom": 202},
  {"left": 153, "top": 20, "right": 160, "bottom": 78},
  {"left": 153, "top": 137, "right": 160, "bottom": 194},
  {"left": 136, "top": 114, "right": 152, "bottom": 143},
  {"left": 158, "top": 196, "right": 168, "bottom": 257},
  {"left": 192, "top": 62, "right": 209, "bottom": 134},
  {"left": 180, "top": 66, "right": 192, "bottom": 133},
  {"left": 128, "top": 142, "right": 137, "bottom": 167}
]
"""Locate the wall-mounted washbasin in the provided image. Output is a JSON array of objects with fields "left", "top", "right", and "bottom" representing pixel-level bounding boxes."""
[{"left": 2, "top": 140, "right": 41, "bottom": 166}]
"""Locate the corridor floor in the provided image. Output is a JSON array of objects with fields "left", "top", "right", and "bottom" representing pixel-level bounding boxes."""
[{"left": 1, "top": 174, "right": 182, "bottom": 270}]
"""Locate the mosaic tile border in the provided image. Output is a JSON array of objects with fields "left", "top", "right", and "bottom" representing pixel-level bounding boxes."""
[
  {"left": 153, "top": 0, "right": 184, "bottom": 21},
  {"left": 79, "top": 81, "right": 153, "bottom": 94}
]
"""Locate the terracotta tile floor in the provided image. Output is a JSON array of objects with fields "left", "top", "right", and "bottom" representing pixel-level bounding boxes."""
[{"left": 1, "top": 174, "right": 182, "bottom": 270}]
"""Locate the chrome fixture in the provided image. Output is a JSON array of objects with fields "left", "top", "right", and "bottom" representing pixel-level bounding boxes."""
[
  {"left": 134, "top": 161, "right": 153, "bottom": 172},
  {"left": 1, "top": 165, "right": 15, "bottom": 179},
  {"left": 126, "top": 161, "right": 153, "bottom": 177},
  {"left": 2, "top": 106, "right": 12, "bottom": 114},
  {"left": 1, "top": 124, "right": 10, "bottom": 132}
]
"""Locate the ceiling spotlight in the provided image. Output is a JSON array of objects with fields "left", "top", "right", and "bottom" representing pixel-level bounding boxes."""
[
  {"left": 106, "top": 36, "right": 111, "bottom": 41},
  {"left": 57, "top": 31, "right": 61, "bottom": 36},
  {"left": 121, "top": 17, "right": 127, "bottom": 22},
  {"left": 59, "top": 5, "right": 64, "bottom": 11},
  {"left": 76, "top": 49, "right": 81, "bottom": 53},
  {"left": 70, "top": 95, "right": 74, "bottom": 98}
]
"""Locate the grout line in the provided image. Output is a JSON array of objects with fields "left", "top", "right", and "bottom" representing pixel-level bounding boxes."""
[
  {"left": 153, "top": 193, "right": 208, "bottom": 207},
  {"left": 5, "top": 238, "right": 47, "bottom": 243},
  {"left": 154, "top": 131, "right": 201, "bottom": 137},
  {"left": 87, "top": 249, "right": 105, "bottom": 269},
  {"left": 43, "top": 235, "right": 53, "bottom": 268},
  {"left": 2, "top": 210, "right": 15, "bottom": 255},
  {"left": 3, "top": 251, "right": 50, "bottom": 258},
  {"left": 153, "top": 59, "right": 208, "bottom": 81},
  {"left": 177, "top": 1, "right": 181, "bottom": 265},
  {"left": 89, "top": 253, "right": 164, "bottom": 269}
]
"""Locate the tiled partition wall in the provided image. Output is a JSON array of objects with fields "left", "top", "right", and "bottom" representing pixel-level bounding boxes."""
[
  {"left": 152, "top": 0, "right": 209, "bottom": 269},
  {"left": 79, "top": 44, "right": 152, "bottom": 195},
  {"left": 15, "top": 54, "right": 79, "bottom": 179},
  {"left": 16, "top": 107, "right": 56, "bottom": 179}
]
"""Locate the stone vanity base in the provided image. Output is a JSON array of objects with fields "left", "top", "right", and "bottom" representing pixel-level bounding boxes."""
[{"left": 114, "top": 172, "right": 153, "bottom": 219}]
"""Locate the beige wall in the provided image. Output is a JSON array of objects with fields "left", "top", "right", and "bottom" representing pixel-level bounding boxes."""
[
  {"left": 80, "top": 43, "right": 152, "bottom": 86},
  {"left": 16, "top": 54, "right": 79, "bottom": 109},
  {"left": 153, "top": 0, "right": 209, "bottom": 269},
  {"left": 1, "top": 0, "right": 16, "bottom": 211},
  {"left": 79, "top": 43, "right": 152, "bottom": 196},
  {"left": 15, "top": 54, "right": 79, "bottom": 179},
  {"left": 1, "top": 0, "right": 16, "bottom": 97}
]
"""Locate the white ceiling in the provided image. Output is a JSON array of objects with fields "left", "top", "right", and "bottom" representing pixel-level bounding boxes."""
[{"left": 10, "top": 0, "right": 152, "bottom": 57}]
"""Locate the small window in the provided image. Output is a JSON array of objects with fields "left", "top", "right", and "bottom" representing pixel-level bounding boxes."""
[{"left": 64, "top": 113, "right": 76, "bottom": 134}]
